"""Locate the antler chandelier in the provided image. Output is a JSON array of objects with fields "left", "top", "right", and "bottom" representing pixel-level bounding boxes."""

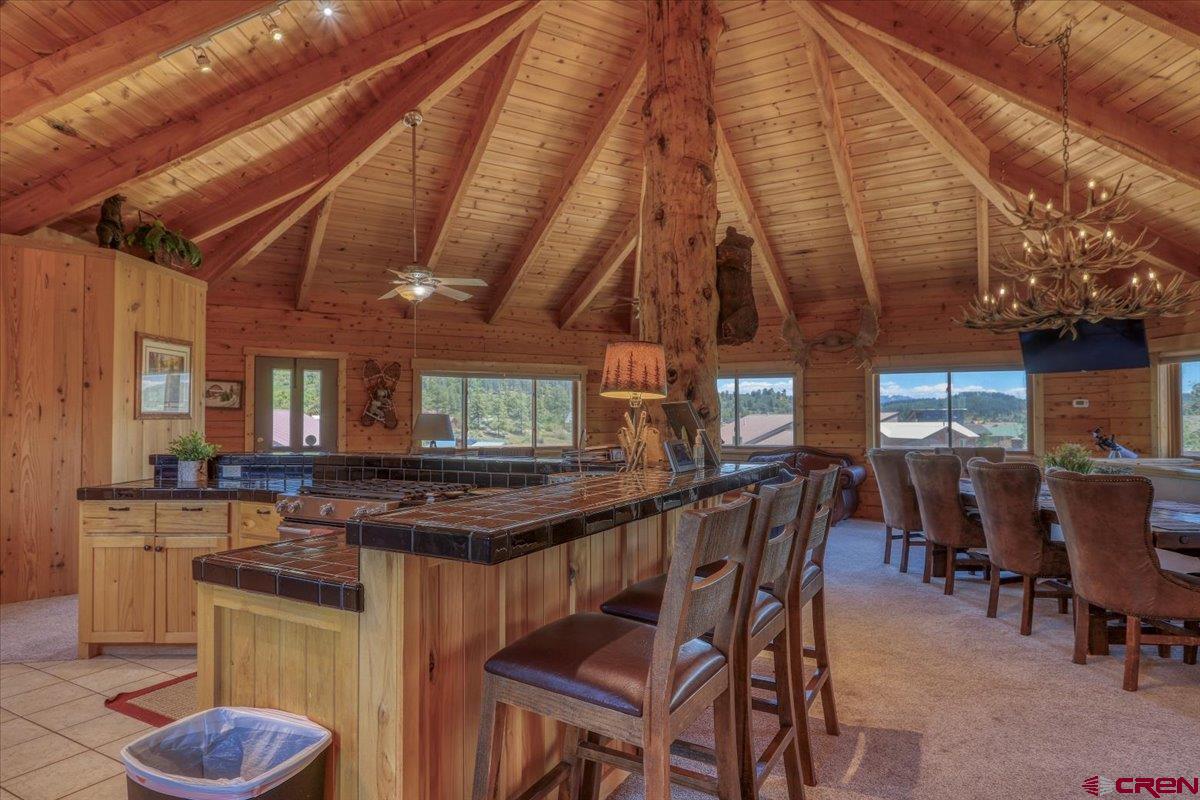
[{"left": 960, "top": 1, "right": 1197, "bottom": 338}]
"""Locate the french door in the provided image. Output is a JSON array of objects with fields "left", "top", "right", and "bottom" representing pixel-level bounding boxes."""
[{"left": 253, "top": 357, "right": 339, "bottom": 452}]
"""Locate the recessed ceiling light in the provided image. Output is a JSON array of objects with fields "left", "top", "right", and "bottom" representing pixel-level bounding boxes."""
[{"left": 320, "top": 3, "right": 334, "bottom": 18}]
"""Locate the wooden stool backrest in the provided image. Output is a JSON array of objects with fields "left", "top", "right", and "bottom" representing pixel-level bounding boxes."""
[
  {"left": 649, "top": 494, "right": 754, "bottom": 702},
  {"left": 748, "top": 476, "right": 808, "bottom": 606},
  {"left": 802, "top": 466, "right": 840, "bottom": 567}
]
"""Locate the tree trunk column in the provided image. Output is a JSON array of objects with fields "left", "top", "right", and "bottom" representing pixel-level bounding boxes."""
[{"left": 639, "top": 0, "right": 723, "bottom": 446}]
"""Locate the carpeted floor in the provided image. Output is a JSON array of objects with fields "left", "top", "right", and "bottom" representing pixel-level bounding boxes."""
[
  {"left": 0, "top": 595, "right": 78, "bottom": 662},
  {"left": 611, "top": 519, "right": 1200, "bottom": 800}
]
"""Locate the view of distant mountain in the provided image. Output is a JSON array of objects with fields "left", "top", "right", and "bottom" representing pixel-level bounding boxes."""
[{"left": 881, "top": 391, "right": 1026, "bottom": 421}]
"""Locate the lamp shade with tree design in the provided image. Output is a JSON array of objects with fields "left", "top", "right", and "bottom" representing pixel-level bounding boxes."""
[{"left": 600, "top": 341, "right": 668, "bottom": 402}]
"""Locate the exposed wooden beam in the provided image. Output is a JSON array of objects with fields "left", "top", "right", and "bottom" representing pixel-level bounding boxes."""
[
  {"left": 558, "top": 217, "right": 639, "bottom": 329},
  {"left": 799, "top": 23, "right": 881, "bottom": 315},
  {"left": 424, "top": 24, "right": 537, "bottom": 268},
  {"left": 197, "top": 5, "right": 545, "bottom": 284},
  {"left": 0, "top": 0, "right": 529, "bottom": 235},
  {"left": 1097, "top": 1, "right": 1200, "bottom": 50},
  {"left": 976, "top": 191, "right": 990, "bottom": 295},
  {"left": 0, "top": 0, "right": 269, "bottom": 129},
  {"left": 796, "top": 1, "right": 1200, "bottom": 280},
  {"left": 183, "top": 155, "right": 330, "bottom": 242},
  {"left": 714, "top": 121, "right": 796, "bottom": 322},
  {"left": 486, "top": 45, "right": 646, "bottom": 323},
  {"left": 296, "top": 195, "right": 336, "bottom": 311},
  {"left": 992, "top": 161, "right": 1200, "bottom": 280},
  {"left": 820, "top": 0, "right": 1200, "bottom": 190}
]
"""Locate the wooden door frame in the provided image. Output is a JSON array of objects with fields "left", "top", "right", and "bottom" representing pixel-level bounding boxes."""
[{"left": 243, "top": 347, "right": 348, "bottom": 452}]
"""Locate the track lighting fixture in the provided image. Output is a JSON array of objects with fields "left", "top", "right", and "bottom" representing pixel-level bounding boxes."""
[
  {"left": 192, "top": 46, "right": 213, "bottom": 73},
  {"left": 263, "top": 14, "right": 284, "bottom": 42}
]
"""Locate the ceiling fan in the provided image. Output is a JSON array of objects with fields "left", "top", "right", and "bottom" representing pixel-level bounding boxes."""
[{"left": 375, "top": 110, "right": 487, "bottom": 305}]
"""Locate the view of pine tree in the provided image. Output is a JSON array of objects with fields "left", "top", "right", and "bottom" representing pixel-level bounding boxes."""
[
  {"left": 718, "top": 387, "right": 791, "bottom": 423},
  {"left": 419, "top": 375, "right": 575, "bottom": 446},
  {"left": 272, "top": 369, "right": 322, "bottom": 416},
  {"left": 882, "top": 391, "right": 1026, "bottom": 421},
  {"left": 1183, "top": 361, "right": 1200, "bottom": 454}
]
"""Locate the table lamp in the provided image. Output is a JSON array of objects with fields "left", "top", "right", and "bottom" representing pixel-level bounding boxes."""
[
  {"left": 412, "top": 412, "right": 455, "bottom": 451},
  {"left": 600, "top": 341, "right": 667, "bottom": 471}
]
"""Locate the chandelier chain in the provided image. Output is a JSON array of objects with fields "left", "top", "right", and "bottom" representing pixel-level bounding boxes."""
[{"left": 1011, "top": 1, "right": 1072, "bottom": 203}]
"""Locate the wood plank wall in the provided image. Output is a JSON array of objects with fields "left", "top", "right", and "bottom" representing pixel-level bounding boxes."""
[
  {"left": 1, "top": 236, "right": 206, "bottom": 604},
  {"left": 206, "top": 276, "right": 1197, "bottom": 522}
]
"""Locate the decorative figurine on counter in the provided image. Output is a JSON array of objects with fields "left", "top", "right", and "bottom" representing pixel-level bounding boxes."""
[
  {"left": 96, "top": 194, "right": 126, "bottom": 249},
  {"left": 360, "top": 359, "right": 401, "bottom": 429}
]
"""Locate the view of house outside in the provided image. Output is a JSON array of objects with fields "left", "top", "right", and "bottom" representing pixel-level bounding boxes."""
[
  {"left": 877, "top": 369, "right": 1029, "bottom": 450},
  {"left": 718, "top": 376, "right": 794, "bottom": 446}
]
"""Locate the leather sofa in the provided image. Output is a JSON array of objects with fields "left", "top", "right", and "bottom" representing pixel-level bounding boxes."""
[{"left": 746, "top": 445, "right": 867, "bottom": 524}]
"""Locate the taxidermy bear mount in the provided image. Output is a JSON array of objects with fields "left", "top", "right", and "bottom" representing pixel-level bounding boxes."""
[
  {"left": 360, "top": 360, "right": 402, "bottom": 429},
  {"left": 782, "top": 304, "right": 879, "bottom": 369},
  {"left": 96, "top": 194, "right": 126, "bottom": 249},
  {"left": 716, "top": 226, "right": 758, "bottom": 346}
]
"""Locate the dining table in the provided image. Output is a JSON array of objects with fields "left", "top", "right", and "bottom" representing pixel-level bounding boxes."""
[{"left": 958, "top": 478, "right": 1200, "bottom": 557}]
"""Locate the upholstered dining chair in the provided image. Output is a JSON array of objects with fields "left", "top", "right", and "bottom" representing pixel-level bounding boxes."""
[
  {"left": 1047, "top": 471, "right": 1200, "bottom": 692},
  {"left": 967, "top": 459, "right": 1071, "bottom": 634},
  {"left": 905, "top": 452, "right": 990, "bottom": 595},
  {"left": 866, "top": 448, "right": 926, "bottom": 572},
  {"left": 936, "top": 446, "right": 1005, "bottom": 477}
]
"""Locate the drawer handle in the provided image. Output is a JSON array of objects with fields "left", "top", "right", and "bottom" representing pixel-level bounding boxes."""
[
  {"left": 143, "top": 544, "right": 152, "bottom": 551},
  {"left": 108, "top": 506, "right": 130, "bottom": 512},
  {"left": 256, "top": 510, "right": 272, "bottom": 516},
  {"left": 181, "top": 507, "right": 205, "bottom": 512}
]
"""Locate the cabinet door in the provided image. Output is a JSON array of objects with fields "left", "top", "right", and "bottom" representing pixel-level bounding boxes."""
[
  {"left": 236, "top": 502, "right": 280, "bottom": 547},
  {"left": 80, "top": 535, "right": 156, "bottom": 643},
  {"left": 154, "top": 535, "right": 229, "bottom": 644}
]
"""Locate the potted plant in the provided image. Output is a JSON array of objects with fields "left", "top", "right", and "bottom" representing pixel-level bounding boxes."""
[
  {"left": 1042, "top": 442, "right": 1094, "bottom": 474},
  {"left": 124, "top": 216, "right": 203, "bottom": 270},
  {"left": 168, "top": 431, "right": 220, "bottom": 482}
]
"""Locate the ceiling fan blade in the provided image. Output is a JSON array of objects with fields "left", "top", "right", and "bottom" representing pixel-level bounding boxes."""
[
  {"left": 377, "top": 288, "right": 401, "bottom": 300},
  {"left": 436, "top": 277, "right": 488, "bottom": 287},
  {"left": 434, "top": 285, "right": 472, "bottom": 301}
]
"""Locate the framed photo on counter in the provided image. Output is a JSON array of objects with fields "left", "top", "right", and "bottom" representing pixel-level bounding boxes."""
[
  {"left": 662, "top": 439, "right": 698, "bottom": 473},
  {"left": 135, "top": 333, "right": 192, "bottom": 418},
  {"left": 660, "top": 400, "right": 721, "bottom": 467}
]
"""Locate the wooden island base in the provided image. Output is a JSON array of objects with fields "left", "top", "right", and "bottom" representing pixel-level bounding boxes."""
[{"left": 197, "top": 508, "right": 693, "bottom": 800}]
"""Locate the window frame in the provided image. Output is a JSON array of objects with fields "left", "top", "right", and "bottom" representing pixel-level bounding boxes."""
[
  {"left": 412, "top": 359, "right": 585, "bottom": 453},
  {"left": 717, "top": 362, "right": 802, "bottom": 459},
  {"left": 869, "top": 361, "right": 1037, "bottom": 455},
  {"left": 1157, "top": 352, "right": 1200, "bottom": 459}
]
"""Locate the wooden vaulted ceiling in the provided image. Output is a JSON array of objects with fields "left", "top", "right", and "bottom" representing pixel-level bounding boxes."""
[{"left": 2, "top": 0, "right": 1198, "bottom": 332}]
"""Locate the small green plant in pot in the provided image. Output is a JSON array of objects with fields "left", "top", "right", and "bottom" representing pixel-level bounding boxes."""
[
  {"left": 168, "top": 431, "right": 220, "bottom": 482},
  {"left": 124, "top": 217, "right": 203, "bottom": 270},
  {"left": 1042, "top": 442, "right": 1094, "bottom": 474}
]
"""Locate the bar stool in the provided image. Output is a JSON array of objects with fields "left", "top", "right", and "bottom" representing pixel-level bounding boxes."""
[
  {"left": 472, "top": 495, "right": 755, "bottom": 800},
  {"left": 602, "top": 469, "right": 841, "bottom": 793}
]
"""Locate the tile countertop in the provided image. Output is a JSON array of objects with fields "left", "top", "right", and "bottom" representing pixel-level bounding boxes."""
[
  {"left": 347, "top": 463, "right": 780, "bottom": 565},
  {"left": 76, "top": 477, "right": 312, "bottom": 502}
]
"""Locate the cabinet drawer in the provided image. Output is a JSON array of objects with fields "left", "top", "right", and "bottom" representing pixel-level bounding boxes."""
[
  {"left": 238, "top": 502, "right": 280, "bottom": 539},
  {"left": 81, "top": 502, "right": 155, "bottom": 533},
  {"left": 155, "top": 502, "right": 230, "bottom": 533}
]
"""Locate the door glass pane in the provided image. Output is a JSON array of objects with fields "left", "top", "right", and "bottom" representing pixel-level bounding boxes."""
[
  {"left": 302, "top": 369, "right": 322, "bottom": 449},
  {"left": 717, "top": 378, "right": 737, "bottom": 446},
  {"left": 1182, "top": 360, "right": 1200, "bottom": 456},
  {"left": 535, "top": 380, "right": 575, "bottom": 447},
  {"left": 877, "top": 371, "right": 950, "bottom": 447},
  {"left": 271, "top": 368, "right": 292, "bottom": 448},
  {"left": 467, "top": 378, "right": 532, "bottom": 448},
  {"left": 420, "top": 376, "right": 463, "bottom": 447},
  {"left": 950, "top": 370, "right": 1028, "bottom": 450},
  {"left": 735, "top": 376, "right": 794, "bottom": 446}
]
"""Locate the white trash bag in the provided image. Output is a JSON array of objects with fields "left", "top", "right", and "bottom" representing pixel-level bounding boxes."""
[{"left": 121, "top": 707, "right": 331, "bottom": 800}]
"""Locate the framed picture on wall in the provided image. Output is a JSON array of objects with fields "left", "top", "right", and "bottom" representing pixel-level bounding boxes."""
[
  {"left": 135, "top": 333, "right": 192, "bottom": 418},
  {"left": 204, "top": 380, "right": 243, "bottom": 409}
]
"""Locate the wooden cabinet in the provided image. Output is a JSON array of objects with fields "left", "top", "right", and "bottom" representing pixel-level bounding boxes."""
[
  {"left": 235, "top": 501, "right": 281, "bottom": 548},
  {"left": 79, "top": 500, "right": 231, "bottom": 655},
  {"left": 155, "top": 535, "right": 228, "bottom": 644}
]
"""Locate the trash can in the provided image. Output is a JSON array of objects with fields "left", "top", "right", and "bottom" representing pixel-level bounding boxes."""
[{"left": 120, "top": 707, "right": 331, "bottom": 800}]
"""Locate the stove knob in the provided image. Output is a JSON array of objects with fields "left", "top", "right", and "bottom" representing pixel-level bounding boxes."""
[
  {"left": 287, "top": 500, "right": 303, "bottom": 514},
  {"left": 320, "top": 503, "right": 335, "bottom": 517},
  {"left": 351, "top": 505, "right": 368, "bottom": 519},
  {"left": 274, "top": 500, "right": 288, "bottom": 514}
]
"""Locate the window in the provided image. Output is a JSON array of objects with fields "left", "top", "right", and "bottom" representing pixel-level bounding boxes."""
[
  {"left": 875, "top": 367, "right": 1030, "bottom": 450},
  {"left": 718, "top": 375, "right": 795, "bottom": 447},
  {"left": 418, "top": 370, "right": 580, "bottom": 449},
  {"left": 1178, "top": 358, "right": 1199, "bottom": 457},
  {"left": 252, "top": 356, "right": 339, "bottom": 452}
]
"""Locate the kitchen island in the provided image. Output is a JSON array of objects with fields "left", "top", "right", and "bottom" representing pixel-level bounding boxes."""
[{"left": 192, "top": 463, "right": 777, "bottom": 800}]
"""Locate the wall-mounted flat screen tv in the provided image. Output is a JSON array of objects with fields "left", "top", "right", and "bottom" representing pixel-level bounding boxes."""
[{"left": 1018, "top": 319, "right": 1150, "bottom": 374}]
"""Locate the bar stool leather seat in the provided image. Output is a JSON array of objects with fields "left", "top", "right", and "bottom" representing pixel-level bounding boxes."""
[
  {"left": 483, "top": 612, "right": 725, "bottom": 717},
  {"left": 601, "top": 577, "right": 784, "bottom": 637}
]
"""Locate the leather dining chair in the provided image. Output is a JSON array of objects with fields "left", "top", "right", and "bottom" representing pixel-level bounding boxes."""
[
  {"left": 905, "top": 452, "right": 990, "bottom": 595},
  {"left": 866, "top": 448, "right": 926, "bottom": 572},
  {"left": 1047, "top": 471, "right": 1200, "bottom": 691},
  {"left": 935, "top": 447, "right": 1004, "bottom": 477},
  {"left": 967, "top": 459, "right": 1071, "bottom": 634}
]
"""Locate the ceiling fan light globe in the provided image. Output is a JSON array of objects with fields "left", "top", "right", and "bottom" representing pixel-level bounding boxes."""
[{"left": 399, "top": 284, "right": 433, "bottom": 302}]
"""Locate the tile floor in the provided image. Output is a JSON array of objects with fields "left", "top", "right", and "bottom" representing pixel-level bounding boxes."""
[{"left": 0, "top": 653, "right": 196, "bottom": 800}]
